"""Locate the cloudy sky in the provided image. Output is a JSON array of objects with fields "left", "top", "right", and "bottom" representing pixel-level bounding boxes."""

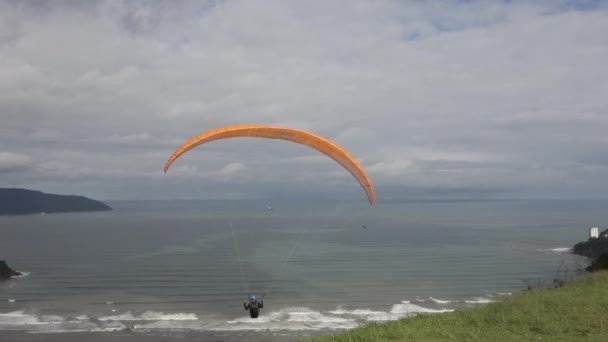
[{"left": 1, "top": 0, "right": 607, "bottom": 201}]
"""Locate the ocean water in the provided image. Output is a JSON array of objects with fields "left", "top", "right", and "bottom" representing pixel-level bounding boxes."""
[{"left": 0, "top": 199, "right": 597, "bottom": 340}]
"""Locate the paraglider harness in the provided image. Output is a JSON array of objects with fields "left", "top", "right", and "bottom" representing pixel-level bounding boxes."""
[{"left": 244, "top": 295, "right": 264, "bottom": 318}]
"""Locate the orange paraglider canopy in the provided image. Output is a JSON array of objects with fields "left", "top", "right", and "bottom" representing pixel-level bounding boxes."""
[{"left": 164, "top": 124, "right": 375, "bottom": 204}]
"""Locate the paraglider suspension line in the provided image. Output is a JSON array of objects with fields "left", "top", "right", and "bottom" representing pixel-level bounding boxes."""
[
  {"left": 231, "top": 224, "right": 249, "bottom": 298},
  {"left": 262, "top": 230, "right": 304, "bottom": 301}
]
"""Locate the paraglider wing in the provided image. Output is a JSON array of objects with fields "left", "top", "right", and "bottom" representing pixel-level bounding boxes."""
[{"left": 164, "top": 124, "right": 375, "bottom": 204}]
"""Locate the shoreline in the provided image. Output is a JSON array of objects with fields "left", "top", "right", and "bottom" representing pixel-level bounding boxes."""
[
  {"left": 0, "top": 331, "right": 303, "bottom": 342},
  {"left": 304, "top": 271, "right": 608, "bottom": 342},
  {"left": 0, "top": 291, "right": 515, "bottom": 341}
]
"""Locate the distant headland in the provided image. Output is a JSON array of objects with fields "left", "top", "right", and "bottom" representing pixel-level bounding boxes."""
[
  {"left": 0, "top": 260, "right": 21, "bottom": 279},
  {"left": 572, "top": 227, "right": 608, "bottom": 259},
  {"left": 0, "top": 188, "right": 111, "bottom": 215}
]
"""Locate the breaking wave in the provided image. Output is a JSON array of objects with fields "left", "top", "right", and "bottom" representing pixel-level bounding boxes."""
[
  {"left": 0, "top": 302, "right": 450, "bottom": 333},
  {"left": 465, "top": 297, "right": 494, "bottom": 304},
  {"left": 98, "top": 311, "right": 198, "bottom": 321},
  {"left": 12, "top": 272, "right": 31, "bottom": 278},
  {"left": 429, "top": 297, "right": 455, "bottom": 304},
  {"left": 537, "top": 247, "right": 572, "bottom": 253},
  {"left": 429, "top": 296, "right": 496, "bottom": 304},
  {"left": 0, "top": 294, "right": 497, "bottom": 334}
]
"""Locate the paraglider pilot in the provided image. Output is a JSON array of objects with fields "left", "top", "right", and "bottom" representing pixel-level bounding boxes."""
[{"left": 244, "top": 295, "right": 264, "bottom": 318}]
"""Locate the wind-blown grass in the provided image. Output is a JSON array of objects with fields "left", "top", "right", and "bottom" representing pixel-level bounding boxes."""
[{"left": 306, "top": 271, "right": 608, "bottom": 341}]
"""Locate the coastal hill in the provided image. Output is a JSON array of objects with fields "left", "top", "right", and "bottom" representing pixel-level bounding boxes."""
[
  {"left": 0, "top": 260, "right": 21, "bottom": 279},
  {"left": 573, "top": 228, "right": 608, "bottom": 259},
  {"left": 0, "top": 188, "right": 111, "bottom": 215}
]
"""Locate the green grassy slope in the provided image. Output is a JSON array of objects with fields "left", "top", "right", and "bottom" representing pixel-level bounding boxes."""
[{"left": 306, "top": 271, "right": 608, "bottom": 342}]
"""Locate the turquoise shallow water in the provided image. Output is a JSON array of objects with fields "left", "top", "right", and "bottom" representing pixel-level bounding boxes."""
[{"left": 0, "top": 199, "right": 596, "bottom": 339}]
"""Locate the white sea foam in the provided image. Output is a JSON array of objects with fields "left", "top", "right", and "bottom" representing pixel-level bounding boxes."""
[
  {"left": 288, "top": 310, "right": 352, "bottom": 323},
  {"left": 221, "top": 307, "right": 358, "bottom": 331},
  {"left": 93, "top": 322, "right": 126, "bottom": 332},
  {"left": 429, "top": 297, "right": 455, "bottom": 304},
  {"left": 429, "top": 296, "right": 496, "bottom": 304},
  {"left": 0, "top": 311, "right": 128, "bottom": 333},
  {"left": 0, "top": 311, "right": 44, "bottom": 325},
  {"left": 7, "top": 299, "right": 16, "bottom": 303},
  {"left": 98, "top": 311, "right": 198, "bottom": 321},
  {"left": 537, "top": 247, "right": 572, "bottom": 253},
  {"left": 329, "top": 301, "right": 453, "bottom": 322},
  {"left": 465, "top": 297, "right": 494, "bottom": 304},
  {"left": 329, "top": 308, "right": 400, "bottom": 322},
  {"left": 31, "top": 321, "right": 128, "bottom": 334},
  {"left": 328, "top": 308, "right": 386, "bottom": 316},
  {"left": 391, "top": 303, "right": 454, "bottom": 315},
  {"left": 41, "top": 315, "right": 64, "bottom": 322},
  {"left": 0, "top": 303, "right": 436, "bottom": 333},
  {"left": 13, "top": 272, "right": 31, "bottom": 278},
  {"left": 0, "top": 298, "right": 465, "bottom": 334},
  {"left": 0, "top": 311, "right": 26, "bottom": 317},
  {"left": 134, "top": 320, "right": 204, "bottom": 331},
  {"left": 31, "top": 327, "right": 126, "bottom": 334}
]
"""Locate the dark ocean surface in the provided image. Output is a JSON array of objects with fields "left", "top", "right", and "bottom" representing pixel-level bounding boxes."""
[{"left": 0, "top": 199, "right": 597, "bottom": 341}]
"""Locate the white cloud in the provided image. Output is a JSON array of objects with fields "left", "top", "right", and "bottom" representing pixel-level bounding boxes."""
[
  {"left": 216, "top": 162, "right": 247, "bottom": 176},
  {"left": 0, "top": 152, "right": 34, "bottom": 173},
  {"left": 0, "top": 1, "right": 607, "bottom": 199}
]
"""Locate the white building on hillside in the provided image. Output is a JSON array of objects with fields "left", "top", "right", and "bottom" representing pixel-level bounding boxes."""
[{"left": 590, "top": 227, "right": 599, "bottom": 239}]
